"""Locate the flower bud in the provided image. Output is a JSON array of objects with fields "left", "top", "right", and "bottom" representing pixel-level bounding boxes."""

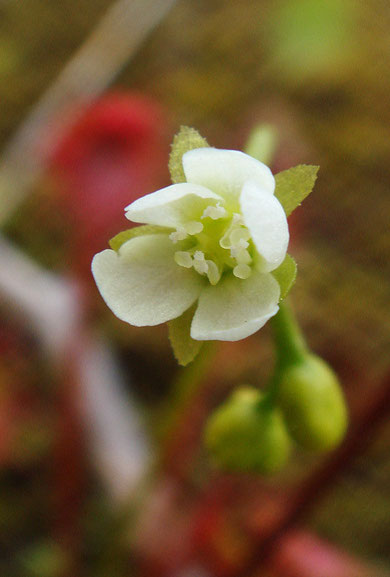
[
  {"left": 204, "top": 387, "right": 291, "bottom": 474},
  {"left": 277, "top": 355, "right": 347, "bottom": 451}
]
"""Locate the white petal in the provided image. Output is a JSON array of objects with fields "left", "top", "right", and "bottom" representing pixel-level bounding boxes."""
[
  {"left": 240, "top": 181, "right": 289, "bottom": 272},
  {"left": 92, "top": 234, "right": 203, "bottom": 326},
  {"left": 182, "top": 148, "right": 275, "bottom": 208},
  {"left": 125, "top": 183, "right": 222, "bottom": 228},
  {"left": 191, "top": 269, "right": 280, "bottom": 341}
]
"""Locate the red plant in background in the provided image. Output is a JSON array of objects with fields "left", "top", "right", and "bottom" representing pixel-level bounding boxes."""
[
  {"left": 50, "top": 93, "right": 170, "bottom": 286},
  {"left": 267, "top": 530, "right": 379, "bottom": 577},
  {"left": 0, "top": 324, "right": 50, "bottom": 469}
]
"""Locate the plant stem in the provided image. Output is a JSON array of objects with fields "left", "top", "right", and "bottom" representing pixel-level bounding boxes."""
[
  {"left": 158, "top": 341, "right": 217, "bottom": 463},
  {"left": 261, "top": 300, "right": 308, "bottom": 409},
  {"left": 271, "top": 300, "right": 308, "bottom": 369}
]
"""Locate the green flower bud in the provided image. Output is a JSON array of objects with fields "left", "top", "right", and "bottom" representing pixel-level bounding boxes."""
[
  {"left": 204, "top": 387, "right": 291, "bottom": 474},
  {"left": 277, "top": 355, "right": 347, "bottom": 451}
]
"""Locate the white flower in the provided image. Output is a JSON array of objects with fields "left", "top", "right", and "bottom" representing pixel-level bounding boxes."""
[{"left": 92, "top": 148, "right": 289, "bottom": 341}]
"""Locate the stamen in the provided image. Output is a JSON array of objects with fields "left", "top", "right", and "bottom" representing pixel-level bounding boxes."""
[
  {"left": 205, "top": 260, "right": 221, "bottom": 285},
  {"left": 219, "top": 231, "right": 232, "bottom": 249},
  {"left": 220, "top": 219, "right": 251, "bottom": 251},
  {"left": 233, "top": 264, "right": 252, "bottom": 279},
  {"left": 238, "top": 239, "right": 249, "bottom": 249},
  {"left": 231, "top": 247, "right": 251, "bottom": 264},
  {"left": 202, "top": 203, "right": 227, "bottom": 220},
  {"left": 169, "top": 205, "right": 253, "bottom": 284},
  {"left": 184, "top": 221, "right": 203, "bottom": 235},
  {"left": 232, "top": 213, "right": 244, "bottom": 225},
  {"left": 193, "top": 251, "right": 208, "bottom": 274},
  {"left": 174, "top": 251, "right": 193, "bottom": 268},
  {"left": 230, "top": 227, "right": 250, "bottom": 246},
  {"left": 169, "top": 228, "right": 187, "bottom": 243},
  {"left": 230, "top": 239, "right": 249, "bottom": 254}
]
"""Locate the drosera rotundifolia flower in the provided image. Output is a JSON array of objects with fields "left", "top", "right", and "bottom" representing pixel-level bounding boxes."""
[{"left": 92, "top": 127, "right": 318, "bottom": 365}]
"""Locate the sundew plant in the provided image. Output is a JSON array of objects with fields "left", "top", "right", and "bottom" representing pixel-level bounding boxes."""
[{"left": 92, "top": 126, "right": 347, "bottom": 473}]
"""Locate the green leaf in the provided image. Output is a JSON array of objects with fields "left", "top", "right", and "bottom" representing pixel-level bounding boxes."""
[
  {"left": 168, "top": 304, "right": 203, "bottom": 366},
  {"left": 168, "top": 126, "right": 209, "bottom": 184},
  {"left": 272, "top": 253, "right": 297, "bottom": 300},
  {"left": 274, "top": 164, "right": 319, "bottom": 216},
  {"left": 109, "top": 225, "right": 171, "bottom": 251}
]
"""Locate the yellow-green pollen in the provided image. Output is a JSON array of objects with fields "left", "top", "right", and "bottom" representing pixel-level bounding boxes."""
[{"left": 170, "top": 203, "right": 254, "bottom": 285}]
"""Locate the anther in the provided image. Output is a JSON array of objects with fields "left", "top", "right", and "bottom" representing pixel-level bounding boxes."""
[
  {"left": 193, "top": 251, "right": 208, "bottom": 275},
  {"left": 169, "top": 228, "right": 188, "bottom": 243},
  {"left": 233, "top": 264, "right": 252, "bottom": 279},
  {"left": 219, "top": 231, "right": 232, "bottom": 249},
  {"left": 205, "top": 260, "right": 221, "bottom": 285},
  {"left": 231, "top": 247, "right": 251, "bottom": 264},
  {"left": 184, "top": 221, "right": 203, "bottom": 235},
  {"left": 230, "top": 227, "right": 250, "bottom": 246},
  {"left": 232, "top": 213, "right": 244, "bottom": 225},
  {"left": 202, "top": 203, "right": 227, "bottom": 220},
  {"left": 174, "top": 251, "right": 193, "bottom": 268}
]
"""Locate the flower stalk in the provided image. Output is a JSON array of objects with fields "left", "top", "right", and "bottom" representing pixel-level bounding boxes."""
[
  {"left": 271, "top": 300, "right": 308, "bottom": 368},
  {"left": 260, "top": 300, "right": 307, "bottom": 410}
]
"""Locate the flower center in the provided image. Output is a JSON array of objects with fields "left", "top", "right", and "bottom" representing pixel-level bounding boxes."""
[{"left": 170, "top": 203, "right": 254, "bottom": 285}]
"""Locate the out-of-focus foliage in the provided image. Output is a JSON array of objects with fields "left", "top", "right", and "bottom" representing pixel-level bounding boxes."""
[{"left": 267, "top": 0, "right": 358, "bottom": 85}]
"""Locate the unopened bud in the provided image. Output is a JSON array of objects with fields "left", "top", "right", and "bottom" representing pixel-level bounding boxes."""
[
  {"left": 277, "top": 355, "right": 347, "bottom": 451},
  {"left": 204, "top": 387, "right": 291, "bottom": 474}
]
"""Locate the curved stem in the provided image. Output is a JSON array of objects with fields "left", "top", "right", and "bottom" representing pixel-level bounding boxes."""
[
  {"left": 158, "top": 341, "right": 218, "bottom": 467},
  {"left": 261, "top": 301, "right": 308, "bottom": 409},
  {"left": 271, "top": 300, "right": 308, "bottom": 369}
]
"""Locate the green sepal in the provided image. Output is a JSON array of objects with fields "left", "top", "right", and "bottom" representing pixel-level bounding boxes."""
[
  {"left": 274, "top": 164, "right": 319, "bottom": 217},
  {"left": 272, "top": 253, "right": 297, "bottom": 301},
  {"left": 109, "top": 225, "right": 171, "bottom": 251},
  {"left": 168, "top": 304, "right": 203, "bottom": 366},
  {"left": 168, "top": 126, "right": 209, "bottom": 184}
]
